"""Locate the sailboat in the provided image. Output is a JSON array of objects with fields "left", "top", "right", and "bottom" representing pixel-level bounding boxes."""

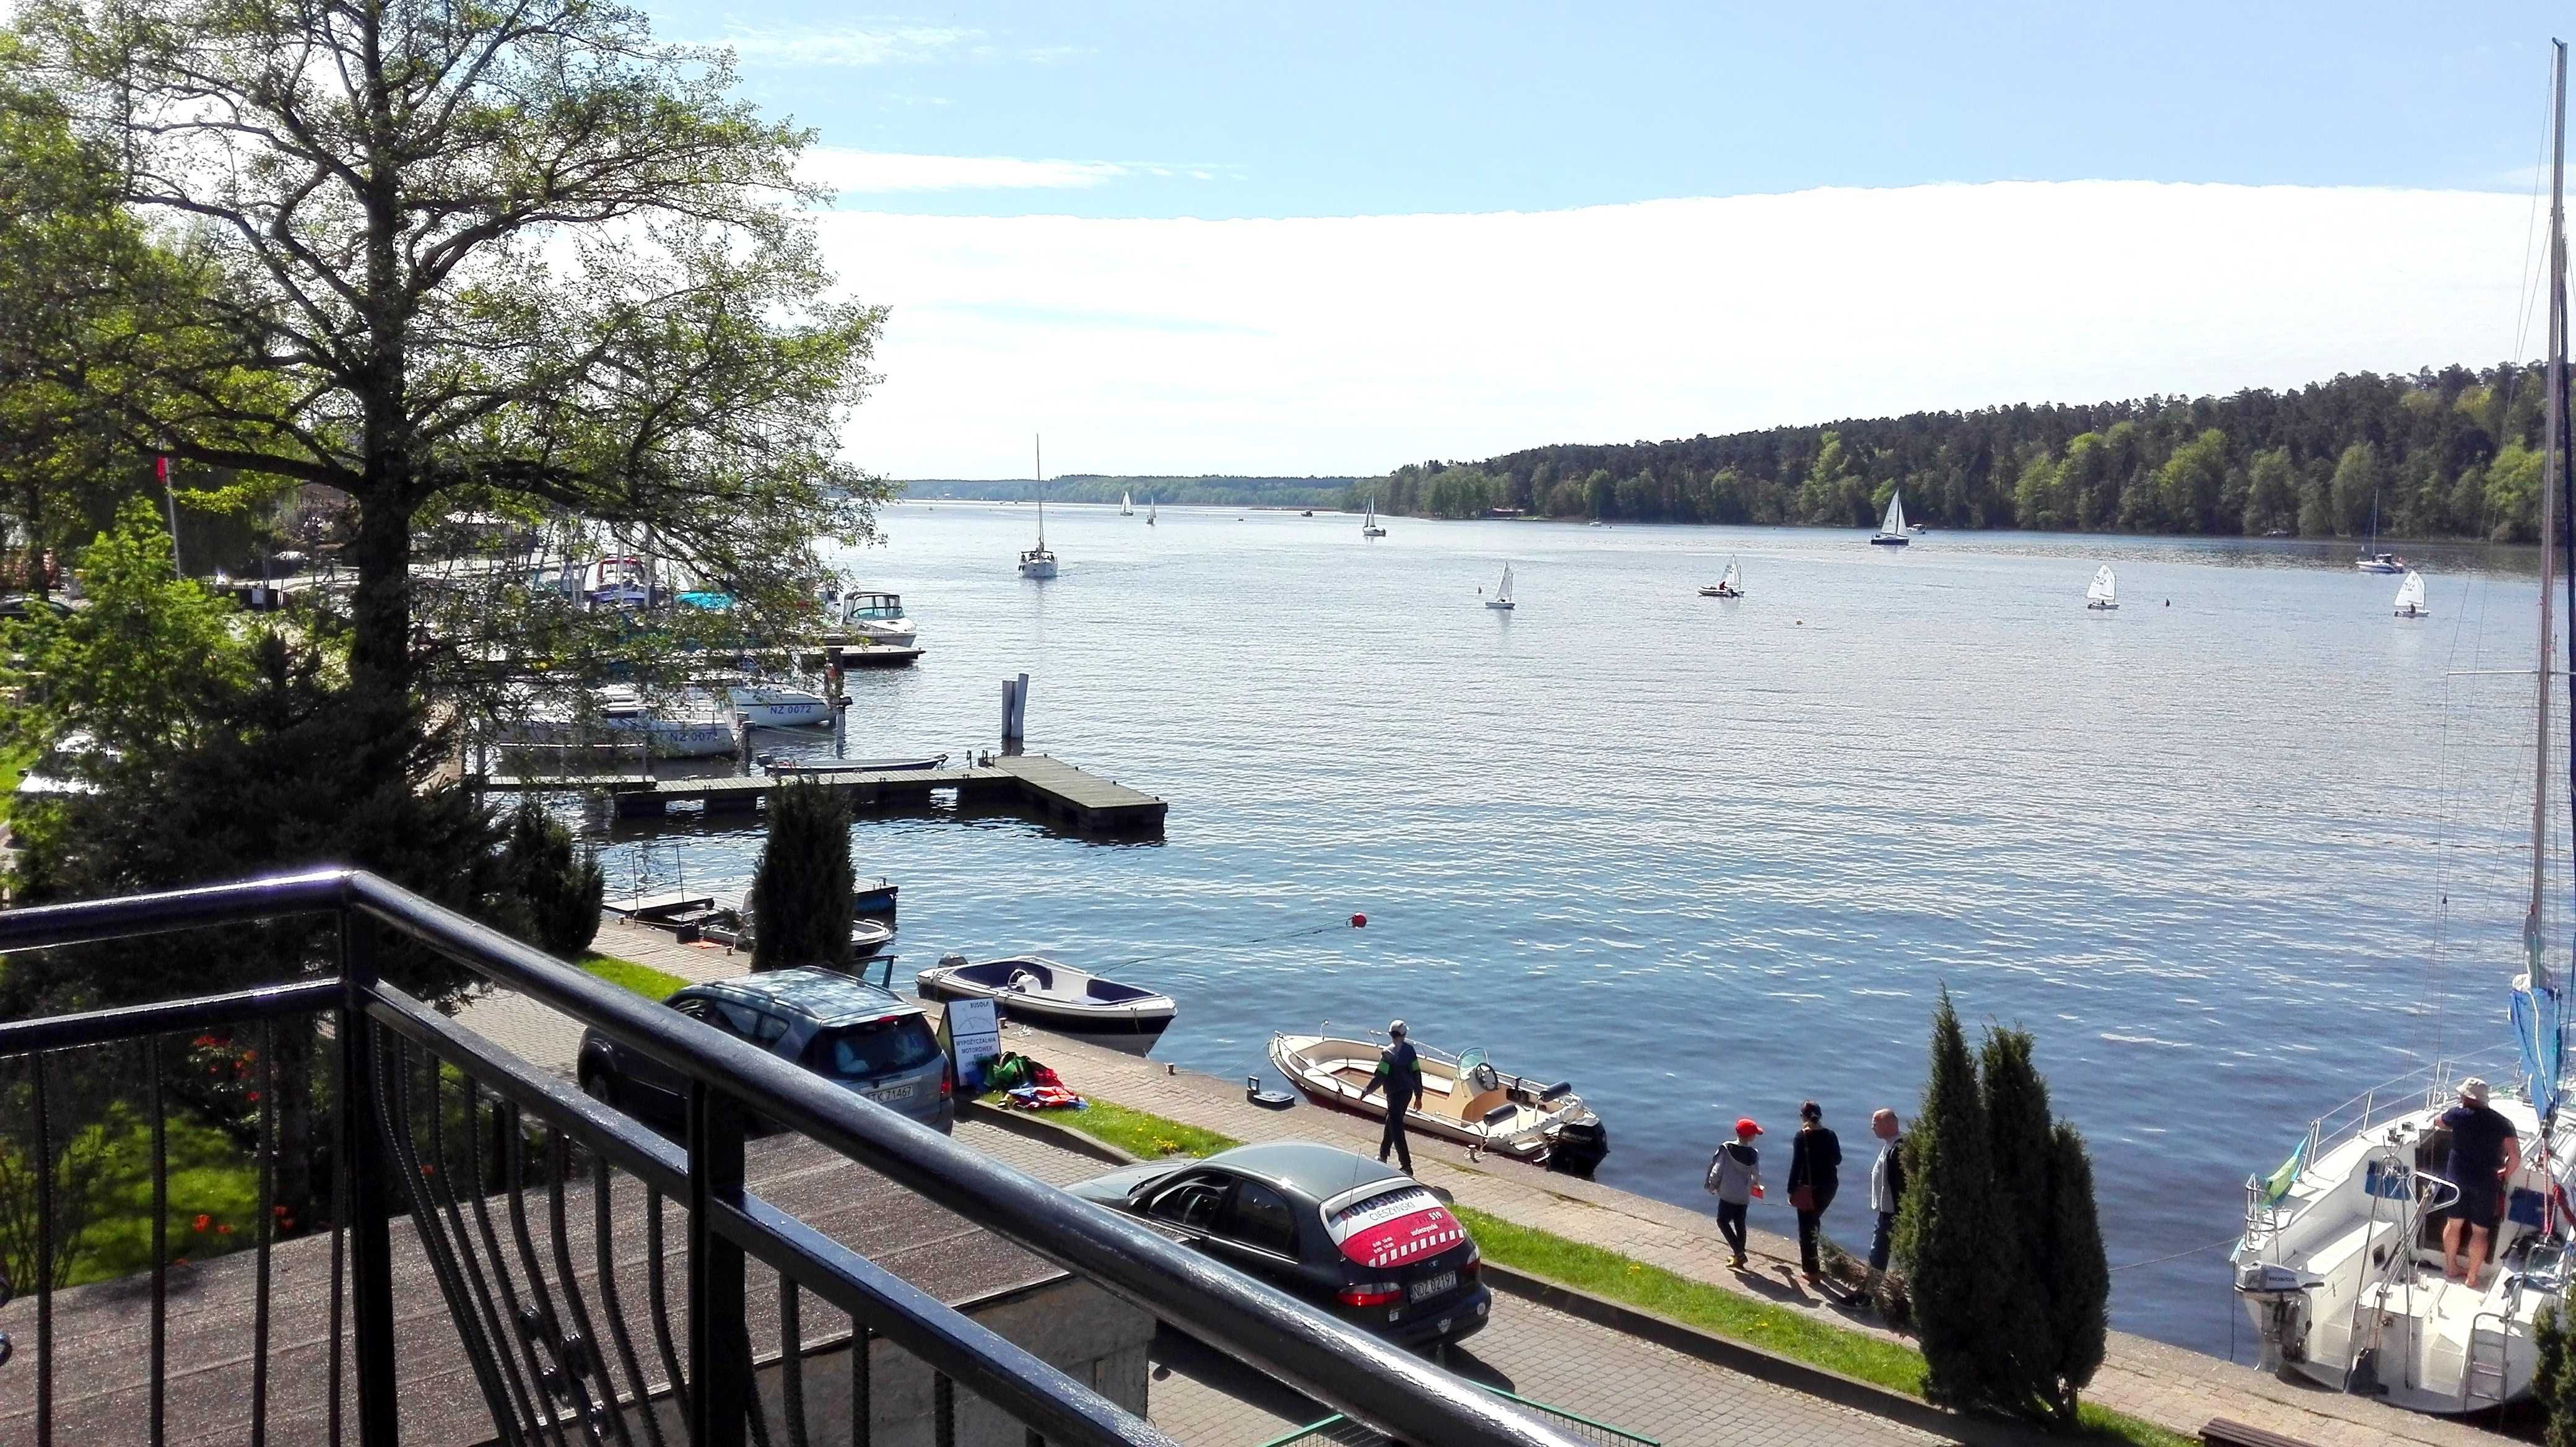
[
  {"left": 1147, "top": 498, "right": 1157, "bottom": 527},
  {"left": 2357, "top": 497, "right": 2406, "bottom": 572},
  {"left": 1017, "top": 435, "right": 1059, "bottom": 579},
  {"left": 2086, "top": 564, "right": 2118, "bottom": 611},
  {"left": 2231, "top": 43, "right": 2576, "bottom": 1415},
  {"left": 1362, "top": 494, "right": 1386, "bottom": 538},
  {"left": 1484, "top": 564, "right": 1515, "bottom": 611},
  {"left": 1699, "top": 558, "right": 1744, "bottom": 598},
  {"left": 2395, "top": 569, "right": 2431, "bottom": 619},
  {"left": 1120, "top": 491, "right": 1133, "bottom": 517},
  {"left": 1869, "top": 491, "right": 1910, "bottom": 546}
]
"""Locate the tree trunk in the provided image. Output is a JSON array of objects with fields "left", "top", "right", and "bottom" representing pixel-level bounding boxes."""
[{"left": 346, "top": 486, "right": 413, "bottom": 721}]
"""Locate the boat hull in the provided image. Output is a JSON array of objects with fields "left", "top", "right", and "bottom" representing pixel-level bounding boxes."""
[
  {"left": 1868, "top": 535, "right": 1909, "bottom": 546},
  {"left": 1484, "top": 601, "right": 1514, "bottom": 610},
  {"left": 915, "top": 962, "right": 1175, "bottom": 1055},
  {"left": 1019, "top": 559, "right": 1058, "bottom": 579}
]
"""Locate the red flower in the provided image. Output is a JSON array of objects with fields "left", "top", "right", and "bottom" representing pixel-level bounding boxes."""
[
  {"left": 246, "top": 1091, "right": 261, "bottom": 1103},
  {"left": 214, "top": 1223, "right": 235, "bottom": 1236},
  {"left": 191, "top": 1213, "right": 211, "bottom": 1233}
]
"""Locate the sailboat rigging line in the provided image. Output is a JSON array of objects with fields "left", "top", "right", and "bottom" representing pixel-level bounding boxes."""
[{"left": 2108, "top": 1231, "right": 2250, "bottom": 1272}]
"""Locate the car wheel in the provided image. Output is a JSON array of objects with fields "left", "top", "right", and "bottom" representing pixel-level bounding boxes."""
[{"left": 582, "top": 1068, "right": 620, "bottom": 1113}]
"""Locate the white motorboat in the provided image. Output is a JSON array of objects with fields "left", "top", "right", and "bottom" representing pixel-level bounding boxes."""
[
  {"left": 2232, "top": 50, "right": 2576, "bottom": 1414},
  {"left": 2396, "top": 569, "right": 2431, "bottom": 619},
  {"left": 820, "top": 585, "right": 920, "bottom": 647},
  {"left": 915, "top": 955, "right": 1175, "bottom": 1049},
  {"left": 724, "top": 683, "right": 832, "bottom": 728},
  {"left": 1699, "top": 558, "right": 1744, "bottom": 598},
  {"left": 498, "top": 685, "right": 735, "bottom": 758},
  {"left": 585, "top": 554, "right": 653, "bottom": 608},
  {"left": 2086, "top": 564, "right": 2119, "bottom": 611},
  {"left": 1869, "top": 491, "right": 1911, "bottom": 546},
  {"left": 1484, "top": 564, "right": 1515, "bottom": 610},
  {"left": 1362, "top": 495, "right": 1386, "bottom": 538},
  {"left": 1020, "top": 435, "right": 1060, "bottom": 579},
  {"left": 1268, "top": 1031, "right": 1608, "bottom": 1173}
]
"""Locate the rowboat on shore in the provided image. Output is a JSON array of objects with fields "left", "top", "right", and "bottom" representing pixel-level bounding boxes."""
[{"left": 1268, "top": 1031, "right": 1609, "bottom": 1174}]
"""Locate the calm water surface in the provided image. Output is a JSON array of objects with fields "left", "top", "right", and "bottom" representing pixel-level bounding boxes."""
[{"left": 594, "top": 503, "right": 2576, "bottom": 1359}]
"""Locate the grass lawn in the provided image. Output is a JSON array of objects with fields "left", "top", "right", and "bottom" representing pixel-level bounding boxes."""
[
  {"left": 578, "top": 951, "right": 689, "bottom": 1000},
  {"left": 54, "top": 1111, "right": 264, "bottom": 1287},
  {"left": 1039, "top": 1095, "right": 2191, "bottom": 1447}
]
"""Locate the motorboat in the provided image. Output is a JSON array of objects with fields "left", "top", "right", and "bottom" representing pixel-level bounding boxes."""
[
  {"left": 584, "top": 555, "right": 655, "bottom": 608},
  {"left": 497, "top": 684, "right": 734, "bottom": 758},
  {"left": 1268, "top": 1031, "right": 1608, "bottom": 1174},
  {"left": 667, "top": 898, "right": 894, "bottom": 960},
  {"left": 1484, "top": 564, "right": 1515, "bottom": 610},
  {"left": 2086, "top": 564, "right": 2119, "bottom": 611},
  {"left": 820, "top": 585, "right": 920, "bottom": 647},
  {"left": 1869, "top": 491, "right": 1911, "bottom": 546},
  {"left": 725, "top": 683, "right": 832, "bottom": 728},
  {"left": 1699, "top": 558, "right": 1744, "bottom": 598},
  {"left": 2395, "top": 570, "right": 2431, "bottom": 618},
  {"left": 916, "top": 955, "right": 1175, "bottom": 1049}
]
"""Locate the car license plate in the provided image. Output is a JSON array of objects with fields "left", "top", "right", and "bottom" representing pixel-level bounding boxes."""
[
  {"left": 871, "top": 1084, "right": 915, "bottom": 1103},
  {"left": 1408, "top": 1271, "right": 1456, "bottom": 1302}
]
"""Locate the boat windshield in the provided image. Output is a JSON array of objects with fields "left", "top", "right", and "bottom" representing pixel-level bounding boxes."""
[{"left": 847, "top": 592, "right": 904, "bottom": 619}]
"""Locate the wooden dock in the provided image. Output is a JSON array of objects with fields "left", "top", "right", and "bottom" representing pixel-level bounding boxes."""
[{"left": 482, "top": 753, "right": 1166, "bottom": 836}]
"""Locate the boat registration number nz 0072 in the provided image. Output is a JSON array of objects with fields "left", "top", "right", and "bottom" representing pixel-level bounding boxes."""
[
  {"left": 871, "top": 1084, "right": 916, "bottom": 1103},
  {"left": 1408, "top": 1271, "right": 1456, "bottom": 1302}
]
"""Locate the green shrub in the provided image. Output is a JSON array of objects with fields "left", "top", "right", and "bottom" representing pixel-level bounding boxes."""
[
  {"left": 750, "top": 781, "right": 853, "bottom": 972},
  {"left": 497, "top": 798, "right": 603, "bottom": 958}
]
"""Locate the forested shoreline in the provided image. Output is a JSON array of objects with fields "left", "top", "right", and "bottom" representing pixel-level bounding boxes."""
[
  {"left": 1345, "top": 364, "right": 2559, "bottom": 541},
  {"left": 904, "top": 475, "right": 1358, "bottom": 509}
]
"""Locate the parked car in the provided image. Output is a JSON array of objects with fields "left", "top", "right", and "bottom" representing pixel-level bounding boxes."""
[
  {"left": 577, "top": 968, "right": 954, "bottom": 1135},
  {"left": 0, "top": 595, "right": 72, "bottom": 623},
  {"left": 1064, "top": 1141, "right": 1489, "bottom": 1349}
]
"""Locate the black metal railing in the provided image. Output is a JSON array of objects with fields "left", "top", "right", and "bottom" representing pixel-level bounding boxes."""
[{"left": 0, "top": 869, "right": 1578, "bottom": 1447}]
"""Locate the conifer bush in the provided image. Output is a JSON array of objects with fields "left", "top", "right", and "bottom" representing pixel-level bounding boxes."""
[
  {"left": 2538, "top": 1303, "right": 2576, "bottom": 1447},
  {"left": 1899, "top": 988, "right": 2006, "bottom": 1410},
  {"left": 751, "top": 782, "right": 854, "bottom": 972},
  {"left": 498, "top": 800, "right": 603, "bottom": 958}
]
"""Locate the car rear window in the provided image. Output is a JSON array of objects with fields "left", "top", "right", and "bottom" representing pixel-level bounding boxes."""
[
  {"left": 804, "top": 1015, "right": 940, "bottom": 1079},
  {"left": 1323, "top": 1184, "right": 1467, "bottom": 1270}
]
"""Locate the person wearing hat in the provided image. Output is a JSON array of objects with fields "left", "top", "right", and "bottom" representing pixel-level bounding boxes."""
[
  {"left": 1359, "top": 1020, "right": 1422, "bottom": 1174},
  {"left": 2437, "top": 1077, "right": 2522, "bottom": 1285},
  {"left": 1704, "top": 1117, "right": 1766, "bottom": 1269}
]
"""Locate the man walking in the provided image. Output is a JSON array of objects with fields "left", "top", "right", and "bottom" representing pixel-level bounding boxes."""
[
  {"left": 2437, "top": 1077, "right": 2522, "bottom": 1285},
  {"left": 1360, "top": 1020, "right": 1422, "bottom": 1174},
  {"left": 1866, "top": 1108, "right": 1905, "bottom": 1284}
]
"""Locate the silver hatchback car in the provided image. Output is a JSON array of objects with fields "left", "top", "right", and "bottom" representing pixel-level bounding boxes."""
[{"left": 577, "top": 968, "right": 955, "bottom": 1134}]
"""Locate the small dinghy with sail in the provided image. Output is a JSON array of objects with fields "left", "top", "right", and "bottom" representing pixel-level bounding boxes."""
[
  {"left": 915, "top": 955, "right": 1176, "bottom": 1049},
  {"left": 2086, "top": 565, "right": 2119, "bottom": 611},
  {"left": 1269, "top": 1030, "right": 1609, "bottom": 1173},
  {"left": 1484, "top": 564, "right": 1515, "bottom": 610},
  {"left": 2395, "top": 569, "right": 2430, "bottom": 619},
  {"left": 1869, "top": 491, "right": 1911, "bottom": 546},
  {"left": 1120, "top": 491, "right": 1134, "bottom": 517},
  {"left": 1699, "top": 558, "right": 1744, "bottom": 598},
  {"left": 1362, "top": 494, "right": 1386, "bottom": 538}
]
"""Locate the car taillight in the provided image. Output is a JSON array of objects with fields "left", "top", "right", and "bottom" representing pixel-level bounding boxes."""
[
  {"left": 939, "top": 1069, "right": 954, "bottom": 1098},
  {"left": 1336, "top": 1282, "right": 1402, "bottom": 1308},
  {"left": 1462, "top": 1241, "right": 1481, "bottom": 1279}
]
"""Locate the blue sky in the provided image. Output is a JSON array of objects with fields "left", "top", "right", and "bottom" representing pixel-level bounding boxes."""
[{"left": 631, "top": 4, "right": 2574, "bottom": 477}]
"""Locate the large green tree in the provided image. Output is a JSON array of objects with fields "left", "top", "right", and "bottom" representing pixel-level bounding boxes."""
[{"left": 14, "top": 0, "right": 887, "bottom": 727}]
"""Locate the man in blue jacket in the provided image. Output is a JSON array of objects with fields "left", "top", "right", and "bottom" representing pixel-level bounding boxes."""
[{"left": 1361, "top": 1020, "right": 1422, "bottom": 1174}]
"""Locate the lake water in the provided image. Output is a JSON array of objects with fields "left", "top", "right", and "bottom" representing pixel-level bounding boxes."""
[{"left": 591, "top": 502, "right": 2575, "bottom": 1360}]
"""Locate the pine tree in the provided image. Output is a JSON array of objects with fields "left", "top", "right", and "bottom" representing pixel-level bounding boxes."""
[
  {"left": 750, "top": 782, "right": 855, "bottom": 973},
  {"left": 1898, "top": 987, "right": 2008, "bottom": 1410},
  {"left": 498, "top": 800, "right": 603, "bottom": 958},
  {"left": 2045, "top": 1122, "right": 2111, "bottom": 1427},
  {"left": 2541, "top": 1304, "right": 2576, "bottom": 1447},
  {"left": 1978, "top": 1026, "right": 2058, "bottom": 1418}
]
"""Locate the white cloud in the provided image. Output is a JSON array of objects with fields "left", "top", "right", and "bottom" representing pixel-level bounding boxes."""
[
  {"left": 697, "top": 25, "right": 975, "bottom": 67},
  {"left": 818, "top": 181, "right": 2550, "bottom": 479},
  {"left": 799, "top": 148, "right": 1132, "bottom": 195}
]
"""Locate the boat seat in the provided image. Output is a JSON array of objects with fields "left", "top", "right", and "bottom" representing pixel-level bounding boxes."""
[{"left": 1453, "top": 1086, "right": 1508, "bottom": 1122}]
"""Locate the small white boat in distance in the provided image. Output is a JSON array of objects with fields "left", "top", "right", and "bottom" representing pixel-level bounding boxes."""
[
  {"left": 1020, "top": 435, "right": 1060, "bottom": 579},
  {"left": 1484, "top": 564, "right": 1515, "bottom": 610},
  {"left": 2086, "top": 564, "right": 2118, "bottom": 611},
  {"left": 1362, "top": 495, "right": 1386, "bottom": 538},
  {"left": 916, "top": 955, "right": 1175, "bottom": 1050},
  {"left": 1120, "top": 491, "right": 1134, "bottom": 517},
  {"left": 1269, "top": 1031, "right": 1609, "bottom": 1173},
  {"left": 2395, "top": 569, "right": 2430, "bottom": 618},
  {"left": 1147, "top": 499, "right": 1157, "bottom": 527},
  {"left": 1699, "top": 558, "right": 1743, "bottom": 598},
  {"left": 1870, "top": 491, "right": 1911, "bottom": 546}
]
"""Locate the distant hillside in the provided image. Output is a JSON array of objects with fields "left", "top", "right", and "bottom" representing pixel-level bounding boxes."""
[
  {"left": 1355, "top": 362, "right": 2557, "bottom": 542},
  {"left": 904, "top": 475, "right": 1360, "bottom": 509}
]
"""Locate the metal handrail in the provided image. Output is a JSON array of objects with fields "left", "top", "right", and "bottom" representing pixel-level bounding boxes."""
[{"left": 0, "top": 869, "right": 1582, "bottom": 1447}]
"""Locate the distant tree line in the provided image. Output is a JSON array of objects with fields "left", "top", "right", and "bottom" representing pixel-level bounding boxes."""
[
  {"left": 905, "top": 476, "right": 1359, "bottom": 509},
  {"left": 1349, "top": 364, "right": 2562, "bottom": 541}
]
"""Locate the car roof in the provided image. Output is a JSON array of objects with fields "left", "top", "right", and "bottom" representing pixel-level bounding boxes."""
[
  {"left": 1203, "top": 1142, "right": 1407, "bottom": 1199},
  {"left": 689, "top": 968, "right": 923, "bottom": 1026}
]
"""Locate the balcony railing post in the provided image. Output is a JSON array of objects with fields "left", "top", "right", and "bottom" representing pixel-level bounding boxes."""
[
  {"left": 687, "top": 1078, "right": 749, "bottom": 1447},
  {"left": 339, "top": 915, "right": 400, "bottom": 1447}
]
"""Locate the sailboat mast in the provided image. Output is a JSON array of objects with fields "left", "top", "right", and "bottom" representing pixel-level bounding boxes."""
[
  {"left": 2536, "top": 38, "right": 2567, "bottom": 994},
  {"left": 1035, "top": 434, "right": 1046, "bottom": 549}
]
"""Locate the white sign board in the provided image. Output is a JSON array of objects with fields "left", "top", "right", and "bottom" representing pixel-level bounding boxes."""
[{"left": 943, "top": 997, "right": 1002, "bottom": 1090}]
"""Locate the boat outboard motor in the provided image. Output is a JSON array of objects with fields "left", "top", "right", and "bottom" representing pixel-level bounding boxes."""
[{"left": 2233, "top": 1260, "right": 2320, "bottom": 1370}]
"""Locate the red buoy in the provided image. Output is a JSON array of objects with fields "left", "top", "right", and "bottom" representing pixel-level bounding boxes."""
[{"left": 1350, "top": 913, "right": 1368, "bottom": 928}]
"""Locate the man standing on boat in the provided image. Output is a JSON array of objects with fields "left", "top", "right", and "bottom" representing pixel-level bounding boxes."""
[
  {"left": 2437, "top": 1078, "right": 2522, "bottom": 1286},
  {"left": 1362, "top": 1020, "right": 1422, "bottom": 1174}
]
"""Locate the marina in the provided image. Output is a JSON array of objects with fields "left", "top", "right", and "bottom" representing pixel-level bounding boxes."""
[{"left": 497, "top": 750, "right": 1168, "bottom": 834}]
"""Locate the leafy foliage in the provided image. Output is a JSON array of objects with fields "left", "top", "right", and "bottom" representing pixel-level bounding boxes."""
[
  {"left": 749, "top": 781, "right": 853, "bottom": 972},
  {"left": 2539, "top": 1303, "right": 2576, "bottom": 1447},
  {"left": 1363, "top": 363, "right": 2561, "bottom": 540},
  {"left": 497, "top": 800, "right": 603, "bottom": 959}
]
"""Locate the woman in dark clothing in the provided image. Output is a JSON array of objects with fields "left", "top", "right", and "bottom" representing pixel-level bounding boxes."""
[{"left": 1786, "top": 1099, "right": 1842, "bottom": 1284}]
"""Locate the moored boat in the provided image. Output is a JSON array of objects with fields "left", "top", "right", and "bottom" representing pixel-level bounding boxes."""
[
  {"left": 1269, "top": 1031, "right": 1608, "bottom": 1174},
  {"left": 916, "top": 955, "right": 1175, "bottom": 1049},
  {"left": 726, "top": 683, "right": 833, "bottom": 728},
  {"left": 668, "top": 899, "right": 894, "bottom": 960}
]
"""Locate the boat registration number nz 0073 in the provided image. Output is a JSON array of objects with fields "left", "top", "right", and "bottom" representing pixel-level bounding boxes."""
[
  {"left": 1408, "top": 1271, "right": 1456, "bottom": 1302},
  {"left": 871, "top": 1084, "right": 916, "bottom": 1103}
]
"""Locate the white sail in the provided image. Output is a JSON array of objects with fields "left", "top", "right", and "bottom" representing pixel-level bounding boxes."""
[
  {"left": 1121, "top": 491, "right": 1133, "bottom": 515},
  {"left": 1721, "top": 559, "right": 1741, "bottom": 591},
  {"left": 2395, "top": 569, "right": 2428, "bottom": 613},
  {"left": 1365, "top": 497, "right": 1377, "bottom": 527},
  {"left": 1497, "top": 564, "right": 1513, "bottom": 601},
  {"left": 2087, "top": 565, "right": 2116, "bottom": 604},
  {"left": 1881, "top": 491, "right": 1907, "bottom": 536}
]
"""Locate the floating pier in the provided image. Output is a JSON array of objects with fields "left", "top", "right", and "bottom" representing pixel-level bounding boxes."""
[{"left": 485, "top": 753, "right": 1167, "bottom": 836}]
